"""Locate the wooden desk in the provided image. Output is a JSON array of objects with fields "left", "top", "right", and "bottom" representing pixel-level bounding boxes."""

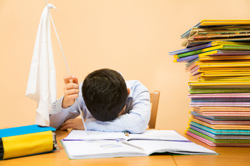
[
  {"left": 1, "top": 130, "right": 250, "bottom": 166},
  {"left": 174, "top": 130, "right": 250, "bottom": 166}
]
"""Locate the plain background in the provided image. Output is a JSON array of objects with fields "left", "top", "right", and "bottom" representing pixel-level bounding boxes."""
[{"left": 1, "top": 0, "right": 250, "bottom": 129}]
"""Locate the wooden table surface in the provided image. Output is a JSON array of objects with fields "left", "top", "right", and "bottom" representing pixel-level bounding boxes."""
[
  {"left": 1, "top": 129, "right": 250, "bottom": 166},
  {"left": 174, "top": 130, "right": 250, "bottom": 166}
]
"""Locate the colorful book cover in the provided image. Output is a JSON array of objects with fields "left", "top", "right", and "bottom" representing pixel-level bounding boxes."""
[
  {"left": 191, "top": 111, "right": 250, "bottom": 121},
  {"left": 192, "top": 115, "right": 250, "bottom": 125},
  {"left": 191, "top": 118, "right": 250, "bottom": 129},
  {"left": 190, "top": 125, "right": 250, "bottom": 139},
  {"left": 187, "top": 131, "right": 250, "bottom": 147},
  {"left": 190, "top": 121, "right": 250, "bottom": 135},
  {"left": 189, "top": 88, "right": 250, "bottom": 94},
  {"left": 188, "top": 128, "right": 250, "bottom": 143}
]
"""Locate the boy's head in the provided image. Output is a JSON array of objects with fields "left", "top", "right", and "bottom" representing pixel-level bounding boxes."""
[{"left": 82, "top": 68, "right": 129, "bottom": 121}]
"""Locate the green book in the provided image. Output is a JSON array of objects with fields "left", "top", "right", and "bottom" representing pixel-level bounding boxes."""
[
  {"left": 177, "top": 44, "right": 250, "bottom": 58},
  {"left": 178, "top": 49, "right": 203, "bottom": 58},
  {"left": 189, "top": 88, "right": 250, "bottom": 94},
  {"left": 190, "top": 122, "right": 250, "bottom": 135},
  {"left": 188, "top": 128, "right": 250, "bottom": 144}
]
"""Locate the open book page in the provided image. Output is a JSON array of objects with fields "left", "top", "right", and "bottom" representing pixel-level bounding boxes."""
[
  {"left": 61, "top": 139, "right": 217, "bottom": 159},
  {"left": 128, "top": 130, "right": 190, "bottom": 141},
  {"left": 61, "top": 140, "right": 147, "bottom": 159},
  {"left": 61, "top": 130, "right": 217, "bottom": 159},
  {"left": 63, "top": 130, "right": 189, "bottom": 142},
  {"left": 128, "top": 140, "right": 218, "bottom": 155},
  {"left": 63, "top": 130, "right": 126, "bottom": 141}
]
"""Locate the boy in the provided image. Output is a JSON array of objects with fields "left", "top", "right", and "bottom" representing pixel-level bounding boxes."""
[{"left": 50, "top": 68, "right": 150, "bottom": 134}]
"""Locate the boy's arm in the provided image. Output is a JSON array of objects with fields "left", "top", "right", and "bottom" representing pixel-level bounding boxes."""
[
  {"left": 85, "top": 81, "right": 151, "bottom": 134},
  {"left": 49, "top": 96, "right": 81, "bottom": 129},
  {"left": 50, "top": 77, "right": 84, "bottom": 129}
]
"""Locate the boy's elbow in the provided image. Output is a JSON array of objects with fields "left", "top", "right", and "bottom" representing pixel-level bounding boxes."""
[{"left": 127, "top": 119, "right": 148, "bottom": 134}]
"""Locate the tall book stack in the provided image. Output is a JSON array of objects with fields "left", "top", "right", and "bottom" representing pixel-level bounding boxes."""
[{"left": 170, "top": 20, "right": 250, "bottom": 146}]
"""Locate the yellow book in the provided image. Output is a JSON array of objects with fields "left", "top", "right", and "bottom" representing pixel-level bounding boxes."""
[
  {"left": 197, "top": 76, "right": 250, "bottom": 82},
  {"left": 193, "top": 107, "right": 250, "bottom": 112},
  {"left": 197, "top": 61, "right": 250, "bottom": 68},
  {"left": 199, "top": 55, "right": 250, "bottom": 61},
  {"left": 210, "top": 41, "right": 250, "bottom": 46},
  {"left": 201, "top": 72, "right": 250, "bottom": 77},
  {"left": 200, "top": 20, "right": 250, "bottom": 26},
  {"left": 189, "top": 81, "right": 250, "bottom": 86},
  {"left": 198, "top": 67, "right": 250, "bottom": 72},
  {"left": 198, "top": 50, "right": 219, "bottom": 57},
  {"left": 202, "top": 45, "right": 224, "bottom": 52}
]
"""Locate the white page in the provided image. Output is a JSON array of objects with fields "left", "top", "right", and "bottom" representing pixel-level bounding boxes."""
[
  {"left": 128, "top": 130, "right": 189, "bottom": 141},
  {"left": 64, "top": 130, "right": 189, "bottom": 142},
  {"left": 61, "top": 140, "right": 147, "bottom": 159},
  {"left": 63, "top": 130, "right": 126, "bottom": 141},
  {"left": 128, "top": 140, "right": 218, "bottom": 155}
]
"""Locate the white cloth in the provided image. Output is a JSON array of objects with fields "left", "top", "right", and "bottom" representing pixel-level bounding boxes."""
[{"left": 26, "top": 4, "right": 56, "bottom": 126}]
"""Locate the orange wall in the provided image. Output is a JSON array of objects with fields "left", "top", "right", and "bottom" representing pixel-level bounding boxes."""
[{"left": 1, "top": 0, "right": 250, "bottom": 129}]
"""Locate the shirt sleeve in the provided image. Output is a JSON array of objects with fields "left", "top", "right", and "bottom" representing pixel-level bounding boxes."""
[
  {"left": 49, "top": 97, "right": 81, "bottom": 129},
  {"left": 49, "top": 82, "right": 85, "bottom": 129},
  {"left": 85, "top": 80, "right": 151, "bottom": 134}
]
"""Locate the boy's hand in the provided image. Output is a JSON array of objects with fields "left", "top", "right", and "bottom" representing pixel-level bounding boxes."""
[
  {"left": 62, "top": 75, "right": 79, "bottom": 108},
  {"left": 59, "top": 118, "right": 85, "bottom": 130}
]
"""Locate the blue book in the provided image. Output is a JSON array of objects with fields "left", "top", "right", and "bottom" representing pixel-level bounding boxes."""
[
  {"left": 190, "top": 122, "right": 250, "bottom": 135},
  {"left": 169, "top": 42, "right": 212, "bottom": 55}
]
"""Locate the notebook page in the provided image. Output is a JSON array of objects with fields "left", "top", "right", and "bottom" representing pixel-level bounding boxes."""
[
  {"left": 128, "top": 130, "right": 189, "bottom": 141},
  {"left": 61, "top": 140, "right": 146, "bottom": 159},
  {"left": 128, "top": 140, "right": 217, "bottom": 155},
  {"left": 63, "top": 130, "right": 126, "bottom": 141}
]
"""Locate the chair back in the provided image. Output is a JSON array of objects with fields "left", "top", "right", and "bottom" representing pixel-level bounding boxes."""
[{"left": 148, "top": 91, "right": 160, "bottom": 129}]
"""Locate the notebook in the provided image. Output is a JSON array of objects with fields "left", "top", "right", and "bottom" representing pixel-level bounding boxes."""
[
  {"left": 61, "top": 130, "right": 217, "bottom": 159},
  {"left": 63, "top": 130, "right": 189, "bottom": 142}
]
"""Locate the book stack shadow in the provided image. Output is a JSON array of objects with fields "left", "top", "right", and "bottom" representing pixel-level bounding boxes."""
[{"left": 170, "top": 20, "right": 250, "bottom": 146}]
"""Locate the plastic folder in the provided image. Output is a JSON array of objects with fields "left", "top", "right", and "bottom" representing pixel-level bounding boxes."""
[{"left": 0, "top": 125, "right": 57, "bottom": 159}]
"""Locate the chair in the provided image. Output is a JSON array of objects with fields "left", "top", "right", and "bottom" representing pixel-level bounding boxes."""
[{"left": 148, "top": 90, "right": 160, "bottom": 129}]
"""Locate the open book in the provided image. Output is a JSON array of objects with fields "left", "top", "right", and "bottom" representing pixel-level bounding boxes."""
[
  {"left": 61, "top": 130, "right": 217, "bottom": 159},
  {"left": 63, "top": 130, "right": 190, "bottom": 142}
]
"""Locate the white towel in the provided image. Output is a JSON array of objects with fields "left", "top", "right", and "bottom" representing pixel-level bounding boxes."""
[{"left": 26, "top": 4, "right": 56, "bottom": 126}]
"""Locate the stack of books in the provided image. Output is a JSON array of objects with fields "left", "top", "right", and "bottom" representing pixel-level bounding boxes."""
[
  {"left": 170, "top": 20, "right": 250, "bottom": 146},
  {"left": 181, "top": 20, "right": 250, "bottom": 47}
]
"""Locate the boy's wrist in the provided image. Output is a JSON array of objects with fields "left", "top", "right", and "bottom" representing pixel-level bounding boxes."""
[{"left": 62, "top": 97, "right": 71, "bottom": 108}]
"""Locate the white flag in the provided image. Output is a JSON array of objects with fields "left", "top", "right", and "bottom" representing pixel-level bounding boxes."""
[{"left": 26, "top": 4, "right": 56, "bottom": 126}]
